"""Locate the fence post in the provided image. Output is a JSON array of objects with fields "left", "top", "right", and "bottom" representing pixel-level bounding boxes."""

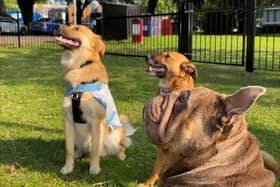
[
  {"left": 95, "top": 17, "right": 103, "bottom": 36},
  {"left": 178, "top": 0, "right": 193, "bottom": 60},
  {"left": 246, "top": 0, "right": 256, "bottom": 72},
  {"left": 17, "top": 11, "right": 21, "bottom": 48}
]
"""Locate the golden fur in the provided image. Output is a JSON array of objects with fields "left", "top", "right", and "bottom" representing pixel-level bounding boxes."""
[
  {"left": 143, "top": 86, "right": 278, "bottom": 186},
  {"left": 138, "top": 52, "right": 197, "bottom": 187},
  {"left": 56, "top": 25, "right": 134, "bottom": 175}
]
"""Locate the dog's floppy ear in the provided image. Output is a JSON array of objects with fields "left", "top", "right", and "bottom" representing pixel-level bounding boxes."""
[
  {"left": 159, "top": 91, "right": 190, "bottom": 144},
  {"left": 95, "top": 35, "right": 105, "bottom": 58},
  {"left": 180, "top": 62, "right": 198, "bottom": 80},
  {"left": 223, "top": 86, "right": 266, "bottom": 121}
]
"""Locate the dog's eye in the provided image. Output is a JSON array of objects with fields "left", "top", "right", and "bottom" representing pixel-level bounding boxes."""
[
  {"left": 178, "top": 91, "right": 190, "bottom": 103},
  {"left": 75, "top": 27, "right": 80, "bottom": 31},
  {"left": 165, "top": 53, "right": 171, "bottom": 58}
]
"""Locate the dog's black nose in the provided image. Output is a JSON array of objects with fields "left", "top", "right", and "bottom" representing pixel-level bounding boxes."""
[{"left": 54, "top": 24, "right": 64, "bottom": 36}]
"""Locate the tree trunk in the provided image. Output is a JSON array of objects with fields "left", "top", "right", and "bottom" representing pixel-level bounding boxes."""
[
  {"left": 147, "top": 0, "right": 158, "bottom": 14},
  {"left": 17, "top": 0, "right": 35, "bottom": 28},
  {"left": 76, "top": 0, "right": 82, "bottom": 24},
  {"left": 0, "top": 0, "right": 8, "bottom": 16}
]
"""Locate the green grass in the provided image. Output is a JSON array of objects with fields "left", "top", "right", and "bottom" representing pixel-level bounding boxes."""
[{"left": 0, "top": 48, "right": 279, "bottom": 186}]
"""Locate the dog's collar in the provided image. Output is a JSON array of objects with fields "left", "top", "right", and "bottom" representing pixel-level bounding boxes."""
[
  {"left": 80, "top": 79, "right": 98, "bottom": 85},
  {"left": 80, "top": 60, "right": 93, "bottom": 68}
]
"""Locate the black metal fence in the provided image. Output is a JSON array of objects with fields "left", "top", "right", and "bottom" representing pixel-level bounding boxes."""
[
  {"left": 96, "top": 0, "right": 280, "bottom": 71},
  {"left": 0, "top": 0, "right": 280, "bottom": 71}
]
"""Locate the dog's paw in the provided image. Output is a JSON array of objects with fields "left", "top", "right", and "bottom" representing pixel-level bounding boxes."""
[
  {"left": 89, "top": 165, "right": 101, "bottom": 175},
  {"left": 60, "top": 165, "right": 74, "bottom": 175},
  {"left": 117, "top": 151, "right": 126, "bottom": 161}
]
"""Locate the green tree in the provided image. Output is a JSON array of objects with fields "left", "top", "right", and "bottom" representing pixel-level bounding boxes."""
[
  {"left": 0, "top": 0, "right": 8, "bottom": 16},
  {"left": 141, "top": 0, "right": 177, "bottom": 13}
]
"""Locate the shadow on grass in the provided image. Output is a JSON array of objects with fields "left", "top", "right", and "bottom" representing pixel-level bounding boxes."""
[
  {"left": 0, "top": 121, "right": 152, "bottom": 185},
  {"left": 195, "top": 62, "right": 280, "bottom": 89},
  {"left": 0, "top": 121, "right": 63, "bottom": 134}
]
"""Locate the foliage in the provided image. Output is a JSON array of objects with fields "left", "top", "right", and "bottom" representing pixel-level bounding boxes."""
[
  {"left": 0, "top": 0, "right": 8, "bottom": 15},
  {"left": 201, "top": 0, "right": 280, "bottom": 9},
  {"left": 3, "top": 0, "right": 52, "bottom": 10},
  {"left": 140, "top": 0, "right": 177, "bottom": 13},
  {"left": 257, "top": 0, "right": 280, "bottom": 6}
]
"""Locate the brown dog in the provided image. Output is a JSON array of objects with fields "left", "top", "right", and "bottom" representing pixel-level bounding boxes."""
[
  {"left": 138, "top": 52, "right": 198, "bottom": 186},
  {"left": 56, "top": 25, "right": 135, "bottom": 175},
  {"left": 145, "top": 51, "right": 197, "bottom": 93},
  {"left": 143, "top": 86, "right": 278, "bottom": 186}
]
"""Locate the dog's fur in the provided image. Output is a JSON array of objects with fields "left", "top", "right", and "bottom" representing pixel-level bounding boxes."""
[
  {"left": 143, "top": 86, "right": 278, "bottom": 186},
  {"left": 138, "top": 52, "right": 197, "bottom": 186},
  {"left": 56, "top": 25, "right": 135, "bottom": 175},
  {"left": 145, "top": 51, "right": 197, "bottom": 93}
]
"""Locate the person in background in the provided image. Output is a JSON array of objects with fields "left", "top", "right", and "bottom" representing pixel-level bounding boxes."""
[{"left": 88, "top": 0, "right": 102, "bottom": 30}]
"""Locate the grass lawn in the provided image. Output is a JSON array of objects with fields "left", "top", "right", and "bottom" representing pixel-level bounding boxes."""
[{"left": 0, "top": 48, "right": 279, "bottom": 186}]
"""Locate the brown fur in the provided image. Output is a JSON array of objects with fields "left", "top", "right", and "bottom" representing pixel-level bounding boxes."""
[
  {"left": 145, "top": 51, "right": 197, "bottom": 93},
  {"left": 56, "top": 25, "right": 135, "bottom": 175},
  {"left": 138, "top": 52, "right": 197, "bottom": 187},
  {"left": 143, "top": 86, "right": 277, "bottom": 187}
]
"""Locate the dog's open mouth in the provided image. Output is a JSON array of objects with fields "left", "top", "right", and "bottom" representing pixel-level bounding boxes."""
[
  {"left": 146, "top": 59, "right": 167, "bottom": 78},
  {"left": 56, "top": 35, "right": 81, "bottom": 49}
]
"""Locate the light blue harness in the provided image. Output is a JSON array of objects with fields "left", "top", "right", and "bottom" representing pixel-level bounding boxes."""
[{"left": 65, "top": 82, "right": 123, "bottom": 128}]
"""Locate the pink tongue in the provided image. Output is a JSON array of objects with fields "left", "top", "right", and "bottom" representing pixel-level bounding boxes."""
[
  {"left": 68, "top": 40, "right": 79, "bottom": 46},
  {"left": 60, "top": 37, "right": 79, "bottom": 46}
]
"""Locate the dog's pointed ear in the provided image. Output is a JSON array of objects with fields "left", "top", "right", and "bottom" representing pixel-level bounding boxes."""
[
  {"left": 223, "top": 86, "right": 266, "bottom": 117},
  {"left": 180, "top": 62, "right": 198, "bottom": 80}
]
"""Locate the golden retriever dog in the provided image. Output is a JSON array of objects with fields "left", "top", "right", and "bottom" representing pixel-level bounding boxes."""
[
  {"left": 55, "top": 25, "right": 135, "bottom": 175},
  {"left": 143, "top": 86, "right": 278, "bottom": 186},
  {"left": 138, "top": 52, "right": 198, "bottom": 186}
]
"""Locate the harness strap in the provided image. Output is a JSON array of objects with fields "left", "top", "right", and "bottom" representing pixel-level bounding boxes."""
[
  {"left": 71, "top": 92, "right": 86, "bottom": 123},
  {"left": 65, "top": 82, "right": 104, "bottom": 124},
  {"left": 65, "top": 60, "right": 96, "bottom": 124},
  {"left": 65, "top": 82, "right": 122, "bottom": 128}
]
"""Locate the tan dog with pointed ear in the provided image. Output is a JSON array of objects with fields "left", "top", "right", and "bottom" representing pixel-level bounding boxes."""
[
  {"left": 138, "top": 52, "right": 198, "bottom": 187},
  {"left": 143, "top": 86, "right": 277, "bottom": 186},
  {"left": 56, "top": 25, "right": 135, "bottom": 175}
]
